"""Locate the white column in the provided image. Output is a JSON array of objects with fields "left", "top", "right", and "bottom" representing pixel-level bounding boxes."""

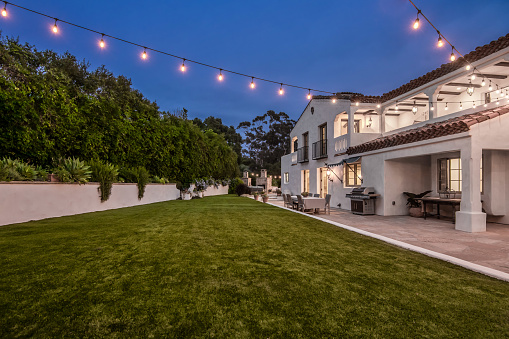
[
  {"left": 456, "top": 142, "right": 486, "bottom": 232},
  {"left": 379, "top": 107, "right": 387, "bottom": 134},
  {"left": 347, "top": 105, "right": 357, "bottom": 147},
  {"left": 423, "top": 85, "right": 441, "bottom": 120}
]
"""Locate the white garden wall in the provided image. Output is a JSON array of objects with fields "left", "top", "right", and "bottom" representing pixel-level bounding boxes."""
[{"left": 0, "top": 182, "right": 228, "bottom": 226}]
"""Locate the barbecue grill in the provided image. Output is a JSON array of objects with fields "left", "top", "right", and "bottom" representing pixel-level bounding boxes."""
[{"left": 346, "top": 187, "right": 380, "bottom": 215}]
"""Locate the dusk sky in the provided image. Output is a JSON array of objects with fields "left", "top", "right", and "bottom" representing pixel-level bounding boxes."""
[{"left": 1, "top": 0, "right": 509, "bottom": 127}]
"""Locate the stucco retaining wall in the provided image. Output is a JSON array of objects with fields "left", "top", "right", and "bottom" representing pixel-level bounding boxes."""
[{"left": 0, "top": 182, "right": 181, "bottom": 226}]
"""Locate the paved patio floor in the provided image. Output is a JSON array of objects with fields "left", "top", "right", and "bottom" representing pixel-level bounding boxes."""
[{"left": 269, "top": 197, "right": 509, "bottom": 275}]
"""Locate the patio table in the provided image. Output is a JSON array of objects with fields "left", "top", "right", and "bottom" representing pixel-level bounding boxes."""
[
  {"left": 303, "top": 197, "right": 326, "bottom": 211},
  {"left": 416, "top": 197, "right": 461, "bottom": 223}
]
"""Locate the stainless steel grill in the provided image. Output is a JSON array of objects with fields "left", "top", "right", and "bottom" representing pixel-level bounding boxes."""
[{"left": 346, "top": 187, "right": 379, "bottom": 215}]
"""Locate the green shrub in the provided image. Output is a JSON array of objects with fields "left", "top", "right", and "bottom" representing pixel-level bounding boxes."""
[
  {"left": 152, "top": 176, "right": 168, "bottom": 184},
  {"left": 120, "top": 166, "right": 150, "bottom": 200},
  {"left": 228, "top": 177, "right": 244, "bottom": 194},
  {"left": 89, "top": 160, "right": 119, "bottom": 202},
  {"left": 53, "top": 158, "right": 91, "bottom": 184},
  {"left": 0, "top": 158, "right": 40, "bottom": 181},
  {"left": 235, "top": 183, "right": 250, "bottom": 196},
  {"left": 35, "top": 166, "right": 49, "bottom": 181}
]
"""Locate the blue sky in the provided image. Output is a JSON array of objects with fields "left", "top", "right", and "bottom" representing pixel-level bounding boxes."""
[{"left": 1, "top": 0, "right": 509, "bottom": 127}]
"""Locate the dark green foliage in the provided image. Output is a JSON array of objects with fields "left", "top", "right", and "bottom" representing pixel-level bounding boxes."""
[
  {"left": 238, "top": 110, "right": 295, "bottom": 175},
  {"left": 235, "top": 182, "right": 250, "bottom": 196},
  {"left": 120, "top": 166, "right": 149, "bottom": 200},
  {"left": 0, "top": 35, "right": 238, "bottom": 182},
  {"left": 53, "top": 157, "right": 91, "bottom": 184},
  {"left": 228, "top": 177, "right": 244, "bottom": 194},
  {"left": 403, "top": 190, "right": 433, "bottom": 207},
  {"left": 89, "top": 159, "right": 119, "bottom": 202},
  {"left": 1, "top": 196, "right": 509, "bottom": 337}
]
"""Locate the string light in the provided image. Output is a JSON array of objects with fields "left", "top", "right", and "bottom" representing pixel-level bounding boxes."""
[
  {"left": 437, "top": 33, "right": 443, "bottom": 47},
  {"left": 471, "top": 74, "right": 476, "bottom": 80},
  {"left": 489, "top": 80, "right": 493, "bottom": 91},
  {"left": 376, "top": 104, "right": 381, "bottom": 108},
  {"left": 481, "top": 78, "right": 486, "bottom": 87},
  {"left": 99, "top": 34, "right": 105, "bottom": 48},
  {"left": 332, "top": 97, "right": 337, "bottom": 103},
  {"left": 467, "top": 79, "right": 474, "bottom": 96},
  {"left": 181, "top": 59, "right": 186, "bottom": 72},
  {"left": 355, "top": 102, "right": 359, "bottom": 106},
  {"left": 472, "top": 101, "right": 476, "bottom": 109},
  {"left": 279, "top": 84, "right": 284, "bottom": 95},
  {"left": 307, "top": 89, "right": 312, "bottom": 100},
  {"left": 445, "top": 102, "right": 448, "bottom": 111},
  {"left": 496, "top": 85, "right": 500, "bottom": 94},
  {"left": 465, "top": 65, "right": 471, "bottom": 71},
  {"left": 413, "top": 10, "right": 421, "bottom": 29},
  {"left": 52, "top": 18, "right": 58, "bottom": 34},
  {"left": 412, "top": 101, "right": 417, "bottom": 113},
  {"left": 395, "top": 102, "right": 399, "bottom": 111},
  {"left": 450, "top": 47, "right": 455, "bottom": 61},
  {"left": 459, "top": 102, "right": 462, "bottom": 110},
  {"left": 218, "top": 69, "right": 223, "bottom": 81},
  {"left": 250, "top": 77, "right": 255, "bottom": 89},
  {"left": 141, "top": 48, "right": 147, "bottom": 60},
  {"left": 2, "top": 2, "right": 7, "bottom": 17}
]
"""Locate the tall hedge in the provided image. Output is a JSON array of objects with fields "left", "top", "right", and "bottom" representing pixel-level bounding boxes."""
[{"left": 0, "top": 35, "right": 238, "bottom": 181}]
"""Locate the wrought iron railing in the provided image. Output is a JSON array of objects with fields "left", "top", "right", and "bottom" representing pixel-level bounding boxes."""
[
  {"left": 312, "top": 139, "right": 327, "bottom": 159},
  {"left": 297, "top": 146, "right": 309, "bottom": 163}
]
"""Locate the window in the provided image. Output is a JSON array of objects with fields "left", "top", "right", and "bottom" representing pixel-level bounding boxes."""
[
  {"left": 340, "top": 119, "right": 360, "bottom": 135},
  {"left": 438, "top": 158, "right": 461, "bottom": 192},
  {"left": 284, "top": 172, "right": 289, "bottom": 184},
  {"left": 302, "top": 170, "right": 310, "bottom": 193},
  {"left": 345, "top": 162, "right": 362, "bottom": 187},
  {"left": 293, "top": 139, "right": 298, "bottom": 153}
]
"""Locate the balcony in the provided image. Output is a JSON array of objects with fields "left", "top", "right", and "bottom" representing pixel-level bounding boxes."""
[
  {"left": 297, "top": 146, "right": 309, "bottom": 163},
  {"left": 334, "top": 133, "right": 381, "bottom": 154},
  {"left": 312, "top": 139, "right": 327, "bottom": 159}
]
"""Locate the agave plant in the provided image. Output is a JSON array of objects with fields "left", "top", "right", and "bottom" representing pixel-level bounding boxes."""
[{"left": 54, "top": 157, "right": 91, "bottom": 184}]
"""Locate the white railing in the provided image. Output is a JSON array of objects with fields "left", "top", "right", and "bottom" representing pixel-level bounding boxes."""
[{"left": 334, "top": 135, "right": 348, "bottom": 154}]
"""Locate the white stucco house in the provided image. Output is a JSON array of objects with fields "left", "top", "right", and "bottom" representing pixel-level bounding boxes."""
[{"left": 281, "top": 33, "right": 509, "bottom": 232}]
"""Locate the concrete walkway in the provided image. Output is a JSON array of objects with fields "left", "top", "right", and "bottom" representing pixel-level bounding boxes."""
[{"left": 269, "top": 196, "right": 509, "bottom": 280}]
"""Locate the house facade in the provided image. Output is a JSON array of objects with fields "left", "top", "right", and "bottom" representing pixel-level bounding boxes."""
[{"left": 281, "top": 33, "right": 509, "bottom": 232}]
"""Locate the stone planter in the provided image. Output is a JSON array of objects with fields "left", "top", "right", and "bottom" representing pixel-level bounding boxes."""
[
  {"left": 262, "top": 196, "right": 269, "bottom": 203},
  {"left": 181, "top": 192, "right": 192, "bottom": 200},
  {"left": 409, "top": 207, "right": 423, "bottom": 218},
  {"left": 254, "top": 195, "right": 260, "bottom": 201}
]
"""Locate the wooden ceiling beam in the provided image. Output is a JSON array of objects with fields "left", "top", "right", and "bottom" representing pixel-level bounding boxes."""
[
  {"left": 439, "top": 91, "right": 462, "bottom": 95},
  {"left": 446, "top": 82, "right": 482, "bottom": 88},
  {"left": 475, "top": 73, "right": 507, "bottom": 79}
]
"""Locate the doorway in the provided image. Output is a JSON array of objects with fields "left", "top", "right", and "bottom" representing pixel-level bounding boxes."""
[{"left": 320, "top": 168, "right": 328, "bottom": 198}]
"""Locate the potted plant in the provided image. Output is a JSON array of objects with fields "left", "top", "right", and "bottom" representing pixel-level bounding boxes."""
[
  {"left": 403, "top": 190, "right": 432, "bottom": 217},
  {"left": 262, "top": 192, "right": 269, "bottom": 203},
  {"left": 276, "top": 188, "right": 282, "bottom": 197},
  {"left": 301, "top": 192, "right": 309, "bottom": 197},
  {"left": 177, "top": 181, "right": 192, "bottom": 200},
  {"left": 253, "top": 192, "right": 260, "bottom": 201}
]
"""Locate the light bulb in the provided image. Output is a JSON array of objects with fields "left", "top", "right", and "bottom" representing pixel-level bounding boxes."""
[
  {"left": 376, "top": 104, "right": 381, "bottom": 108},
  {"left": 459, "top": 102, "right": 463, "bottom": 109},
  {"left": 356, "top": 102, "right": 359, "bottom": 106},
  {"left": 484, "top": 103, "right": 487, "bottom": 107},
  {"left": 99, "top": 35, "right": 105, "bottom": 48},
  {"left": 332, "top": 98, "right": 337, "bottom": 103},
  {"left": 218, "top": 70, "right": 223, "bottom": 81},
  {"left": 496, "top": 85, "right": 500, "bottom": 94},
  {"left": 450, "top": 52, "right": 456, "bottom": 61},
  {"left": 250, "top": 78, "right": 255, "bottom": 89},
  {"left": 413, "top": 17, "right": 419, "bottom": 29},
  {"left": 481, "top": 79, "right": 486, "bottom": 87},
  {"left": 445, "top": 103, "right": 448, "bottom": 111},
  {"left": 307, "top": 90, "right": 311, "bottom": 100},
  {"left": 395, "top": 105, "right": 399, "bottom": 111},
  {"left": 141, "top": 49, "right": 147, "bottom": 59},
  {"left": 466, "top": 65, "right": 471, "bottom": 71},
  {"left": 181, "top": 59, "right": 186, "bottom": 72},
  {"left": 279, "top": 84, "right": 284, "bottom": 95},
  {"left": 1, "top": 4, "right": 7, "bottom": 17},
  {"left": 437, "top": 36, "right": 443, "bottom": 47},
  {"left": 430, "top": 105, "right": 434, "bottom": 111},
  {"left": 412, "top": 101, "right": 417, "bottom": 113},
  {"left": 471, "top": 74, "right": 476, "bottom": 80},
  {"left": 489, "top": 81, "right": 492, "bottom": 91},
  {"left": 52, "top": 19, "right": 58, "bottom": 34},
  {"left": 473, "top": 102, "right": 476, "bottom": 109}
]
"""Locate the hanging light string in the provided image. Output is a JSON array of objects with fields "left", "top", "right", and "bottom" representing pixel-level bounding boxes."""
[
  {"left": 408, "top": 0, "right": 500, "bottom": 90},
  {"left": 1, "top": 1, "right": 335, "bottom": 96}
]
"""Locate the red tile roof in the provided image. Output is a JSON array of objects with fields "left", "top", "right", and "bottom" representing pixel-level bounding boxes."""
[
  {"left": 347, "top": 105, "right": 509, "bottom": 155},
  {"left": 342, "top": 33, "right": 509, "bottom": 104}
]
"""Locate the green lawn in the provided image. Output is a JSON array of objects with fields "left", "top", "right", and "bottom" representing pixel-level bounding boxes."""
[{"left": 1, "top": 195, "right": 508, "bottom": 337}]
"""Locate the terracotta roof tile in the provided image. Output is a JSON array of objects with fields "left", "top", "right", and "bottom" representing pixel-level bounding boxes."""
[
  {"left": 349, "top": 33, "right": 509, "bottom": 104},
  {"left": 346, "top": 105, "right": 509, "bottom": 155}
]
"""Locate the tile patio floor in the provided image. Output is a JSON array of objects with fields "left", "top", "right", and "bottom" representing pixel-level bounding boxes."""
[{"left": 269, "top": 197, "right": 509, "bottom": 275}]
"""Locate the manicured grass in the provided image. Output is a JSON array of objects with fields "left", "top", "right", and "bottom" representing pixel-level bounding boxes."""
[{"left": 1, "top": 195, "right": 508, "bottom": 337}]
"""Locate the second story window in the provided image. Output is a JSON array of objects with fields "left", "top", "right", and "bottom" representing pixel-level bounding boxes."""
[
  {"left": 293, "top": 139, "right": 298, "bottom": 153},
  {"left": 313, "top": 124, "right": 327, "bottom": 159},
  {"left": 341, "top": 119, "right": 360, "bottom": 135},
  {"left": 297, "top": 132, "right": 309, "bottom": 163}
]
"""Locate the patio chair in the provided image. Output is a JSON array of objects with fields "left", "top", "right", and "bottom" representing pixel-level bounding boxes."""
[
  {"left": 283, "top": 194, "right": 292, "bottom": 208},
  {"left": 296, "top": 195, "right": 304, "bottom": 211},
  {"left": 325, "top": 194, "right": 331, "bottom": 214},
  {"left": 314, "top": 193, "right": 320, "bottom": 197},
  {"left": 289, "top": 194, "right": 298, "bottom": 209}
]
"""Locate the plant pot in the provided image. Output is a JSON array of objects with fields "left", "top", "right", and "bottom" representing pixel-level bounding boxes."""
[
  {"left": 254, "top": 195, "right": 259, "bottom": 201},
  {"left": 262, "top": 196, "right": 269, "bottom": 203},
  {"left": 181, "top": 192, "right": 192, "bottom": 200},
  {"left": 409, "top": 207, "right": 423, "bottom": 218}
]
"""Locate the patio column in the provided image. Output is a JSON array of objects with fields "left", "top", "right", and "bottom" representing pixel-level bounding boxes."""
[
  {"left": 347, "top": 105, "right": 358, "bottom": 146},
  {"left": 456, "top": 142, "right": 486, "bottom": 232},
  {"left": 380, "top": 107, "right": 387, "bottom": 134},
  {"left": 423, "top": 85, "right": 441, "bottom": 120}
]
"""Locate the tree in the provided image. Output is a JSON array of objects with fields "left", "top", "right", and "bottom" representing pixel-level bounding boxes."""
[
  {"left": 237, "top": 110, "right": 295, "bottom": 175},
  {"left": 193, "top": 116, "right": 242, "bottom": 164}
]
